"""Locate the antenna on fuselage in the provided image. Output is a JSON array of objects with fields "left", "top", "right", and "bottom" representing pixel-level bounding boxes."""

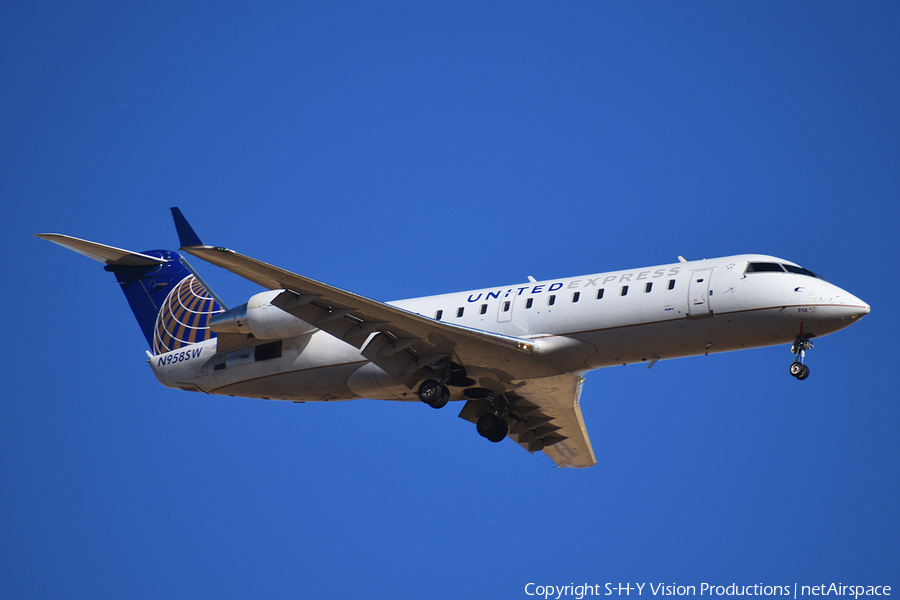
[{"left": 678, "top": 256, "right": 688, "bottom": 263}]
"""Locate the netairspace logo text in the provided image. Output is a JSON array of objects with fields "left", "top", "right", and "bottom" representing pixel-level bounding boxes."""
[{"left": 524, "top": 583, "right": 892, "bottom": 600}]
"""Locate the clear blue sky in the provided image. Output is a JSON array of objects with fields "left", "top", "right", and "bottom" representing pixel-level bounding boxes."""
[{"left": 3, "top": 2, "right": 898, "bottom": 598}]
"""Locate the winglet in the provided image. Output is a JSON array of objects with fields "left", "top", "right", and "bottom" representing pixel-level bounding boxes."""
[{"left": 171, "top": 207, "right": 204, "bottom": 248}]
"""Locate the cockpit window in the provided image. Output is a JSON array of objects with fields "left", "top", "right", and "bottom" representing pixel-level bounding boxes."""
[
  {"left": 745, "top": 262, "right": 785, "bottom": 273},
  {"left": 782, "top": 264, "right": 826, "bottom": 280},
  {"left": 745, "top": 261, "right": 826, "bottom": 280}
]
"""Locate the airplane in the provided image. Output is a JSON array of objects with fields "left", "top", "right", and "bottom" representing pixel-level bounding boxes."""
[{"left": 36, "top": 208, "right": 870, "bottom": 468}]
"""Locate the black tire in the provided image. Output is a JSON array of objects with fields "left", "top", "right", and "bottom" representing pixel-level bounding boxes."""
[
  {"left": 790, "top": 362, "right": 803, "bottom": 377},
  {"left": 429, "top": 386, "right": 450, "bottom": 409},
  {"left": 476, "top": 413, "right": 499, "bottom": 438},
  {"left": 417, "top": 379, "right": 441, "bottom": 404},
  {"left": 485, "top": 418, "right": 509, "bottom": 443},
  {"left": 797, "top": 365, "right": 810, "bottom": 380}
]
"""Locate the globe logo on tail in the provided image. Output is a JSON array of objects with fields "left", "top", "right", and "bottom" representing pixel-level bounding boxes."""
[{"left": 153, "top": 275, "right": 223, "bottom": 355}]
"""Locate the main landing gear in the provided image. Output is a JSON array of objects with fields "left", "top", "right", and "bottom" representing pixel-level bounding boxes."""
[
  {"left": 417, "top": 378, "right": 450, "bottom": 409},
  {"left": 473, "top": 391, "right": 512, "bottom": 443},
  {"left": 418, "top": 377, "right": 512, "bottom": 443},
  {"left": 417, "top": 362, "right": 475, "bottom": 409},
  {"left": 789, "top": 336, "right": 813, "bottom": 380},
  {"left": 417, "top": 364, "right": 512, "bottom": 443},
  {"left": 476, "top": 412, "right": 509, "bottom": 443}
]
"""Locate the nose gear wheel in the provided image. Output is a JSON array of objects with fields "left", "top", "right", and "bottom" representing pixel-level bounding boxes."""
[{"left": 789, "top": 336, "right": 814, "bottom": 380}]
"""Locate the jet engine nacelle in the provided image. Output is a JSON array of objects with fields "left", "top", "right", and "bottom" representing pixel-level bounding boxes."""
[{"left": 208, "top": 290, "right": 317, "bottom": 340}]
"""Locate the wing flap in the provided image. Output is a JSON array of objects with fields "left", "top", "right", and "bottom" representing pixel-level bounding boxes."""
[
  {"left": 458, "top": 374, "right": 597, "bottom": 468},
  {"left": 512, "top": 376, "right": 595, "bottom": 468}
]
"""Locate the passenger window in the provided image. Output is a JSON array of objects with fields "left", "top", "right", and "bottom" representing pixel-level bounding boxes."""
[
  {"left": 480, "top": 304, "right": 487, "bottom": 315},
  {"left": 644, "top": 282, "right": 652, "bottom": 293},
  {"left": 456, "top": 307, "right": 464, "bottom": 318},
  {"left": 435, "top": 310, "right": 443, "bottom": 320},
  {"left": 621, "top": 285, "right": 628, "bottom": 296},
  {"left": 667, "top": 279, "right": 675, "bottom": 290},
  {"left": 572, "top": 292, "right": 580, "bottom": 303},
  {"left": 596, "top": 289, "right": 604, "bottom": 299},
  {"left": 548, "top": 295, "right": 556, "bottom": 306},
  {"left": 502, "top": 301, "right": 510, "bottom": 312},
  {"left": 525, "top": 298, "right": 533, "bottom": 309}
]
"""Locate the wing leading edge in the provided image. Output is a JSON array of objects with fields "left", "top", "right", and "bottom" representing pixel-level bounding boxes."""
[{"left": 178, "top": 242, "right": 563, "bottom": 385}]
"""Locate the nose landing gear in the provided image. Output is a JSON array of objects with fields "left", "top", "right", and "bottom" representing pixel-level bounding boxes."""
[
  {"left": 789, "top": 336, "right": 814, "bottom": 380},
  {"left": 789, "top": 361, "right": 809, "bottom": 380}
]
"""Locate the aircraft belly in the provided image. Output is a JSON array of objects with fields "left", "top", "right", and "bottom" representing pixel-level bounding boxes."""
[
  {"left": 211, "top": 362, "right": 361, "bottom": 401},
  {"left": 583, "top": 308, "right": 804, "bottom": 369},
  {"left": 206, "top": 331, "right": 367, "bottom": 401},
  {"left": 346, "top": 363, "right": 417, "bottom": 401}
]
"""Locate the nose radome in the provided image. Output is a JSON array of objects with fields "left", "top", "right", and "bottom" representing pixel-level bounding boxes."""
[{"left": 838, "top": 291, "right": 870, "bottom": 321}]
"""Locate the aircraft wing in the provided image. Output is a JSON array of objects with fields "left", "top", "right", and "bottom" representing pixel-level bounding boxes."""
[
  {"left": 176, "top": 242, "right": 563, "bottom": 385},
  {"left": 172, "top": 210, "right": 593, "bottom": 467},
  {"left": 458, "top": 374, "right": 596, "bottom": 468}
]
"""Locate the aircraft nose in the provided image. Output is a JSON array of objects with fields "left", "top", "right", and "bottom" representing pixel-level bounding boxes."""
[
  {"left": 798, "top": 282, "right": 870, "bottom": 335},
  {"left": 836, "top": 290, "right": 870, "bottom": 323}
]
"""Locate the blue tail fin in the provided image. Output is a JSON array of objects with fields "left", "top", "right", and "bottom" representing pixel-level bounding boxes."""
[
  {"left": 35, "top": 234, "right": 225, "bottom": 354},
  {"left": 106, "top": 250, "right": 226, "bottom": 354}
]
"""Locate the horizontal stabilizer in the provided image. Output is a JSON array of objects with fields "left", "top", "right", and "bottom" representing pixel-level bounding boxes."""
[
  {"left": 37, "top": 231, "right": 225, "bottom": 353},
  {"left": 34, "top": 234, "right": 166, "bottom": 266}
]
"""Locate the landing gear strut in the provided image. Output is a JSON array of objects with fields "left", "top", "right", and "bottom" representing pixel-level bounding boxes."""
[{"left": 789, "top": 336, "right": 813, "bottom": 380}]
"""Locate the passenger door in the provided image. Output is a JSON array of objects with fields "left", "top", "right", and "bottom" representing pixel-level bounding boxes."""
[{"left": 688, "top": 269, "right": 713, "bottom": 317}]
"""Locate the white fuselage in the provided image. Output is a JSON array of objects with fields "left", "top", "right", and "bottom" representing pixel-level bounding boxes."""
[{"left": 149, "top": 254, "right": 869, "bottom": 402}]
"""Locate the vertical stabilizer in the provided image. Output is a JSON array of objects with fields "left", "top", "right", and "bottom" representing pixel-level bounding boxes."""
[{"left": 107, "top": 250, "right": 226, "bottom": 353}]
